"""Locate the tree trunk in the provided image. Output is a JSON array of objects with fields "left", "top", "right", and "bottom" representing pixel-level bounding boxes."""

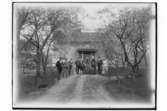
[
  {"left": 131, "top": 64, "right": 139, "bottom": 73},
  {"left": 42, "top": 58, "right": 47, "bottom": 76},
  {"left": 119, "top": 38, "right": 133, "bottom": 68},
  {"left": 35, "top": 47, "right": 41, "bottom": 87}
]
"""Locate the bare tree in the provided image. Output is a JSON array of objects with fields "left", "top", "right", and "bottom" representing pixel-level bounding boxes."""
[
  {"left": 18, "top": 8, "right": 80, "bottom": 85},
  {"left": 104, "top": 8, "right": 152, "bottom": 73}
]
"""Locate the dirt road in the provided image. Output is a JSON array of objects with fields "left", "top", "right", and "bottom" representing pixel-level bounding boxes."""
[{"left": 35, "top": 74, "right": 114, "bottom": 104}]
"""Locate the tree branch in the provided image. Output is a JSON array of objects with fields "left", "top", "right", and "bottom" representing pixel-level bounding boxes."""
[
  {"left": 21, "top": 34, "right": 38, "bottom": 47},
  {"left": 136, "top": 49, "right": 147, "bottom": 66}
]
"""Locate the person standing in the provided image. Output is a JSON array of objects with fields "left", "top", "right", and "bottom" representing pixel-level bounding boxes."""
[
  {"left": 97, "top": 56, "right": 103, "bottom": 74},
  {"left": 91, "top": 56, "right": 96, "bottom": 74},
  {"left": 68, "top": 58, "right": 73, "bottom": 76},
  {"left": 75, "top": 59, "right": 79, "bottom": 74},
  {"left": 102, "top": 58, "right": 109, "bottom": 74},
  {"left": 61, "top": 58, "right": 68, "bottom": 78},
  {"left": 56, "top": 57, "right": 62, "bottom": 80}
]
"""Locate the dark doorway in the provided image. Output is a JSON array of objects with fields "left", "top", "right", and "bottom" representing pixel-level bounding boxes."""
[
  {"left": 77, "top": 48, "right": 97, "bottom": 74},
  {"left": 77, "top": 48, "right": 97, "bottom": 60}
]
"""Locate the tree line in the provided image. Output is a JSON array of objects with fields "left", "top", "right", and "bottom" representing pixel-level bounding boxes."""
[
  {"left": 99, "top": 7, "right": 153, "bottom": 73},
  {"left": 16, "top": 7, "right": 80, "bottom": 85}
]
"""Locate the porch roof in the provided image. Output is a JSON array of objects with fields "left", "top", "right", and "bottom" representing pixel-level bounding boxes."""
[{"left": 77, "top": 48, "right": 97, "bottom": 53}]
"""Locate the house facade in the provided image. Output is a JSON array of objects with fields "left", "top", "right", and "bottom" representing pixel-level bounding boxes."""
[{"left": 49, "top": 28, "right": 106, "bottom": 64}]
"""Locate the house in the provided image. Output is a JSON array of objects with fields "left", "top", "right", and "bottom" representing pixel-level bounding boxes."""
[{"left": 49, "top": 28, "right": 106, "bottom": 64}]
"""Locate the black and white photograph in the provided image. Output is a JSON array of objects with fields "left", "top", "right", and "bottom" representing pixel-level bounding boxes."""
[{"left": 12, "top": 2, "right": 156, "bottom": 109}]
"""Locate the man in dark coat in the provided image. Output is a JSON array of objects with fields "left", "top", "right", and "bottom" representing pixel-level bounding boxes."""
[
  {"left": 68, "top": 58, "right": 73, "bottom": 76},
  {"left": 56, "top": 58, "right": 62, "bottom": 80}
]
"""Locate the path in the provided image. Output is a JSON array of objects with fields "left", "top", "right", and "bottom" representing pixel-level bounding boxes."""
[{"left": 29, "top": 74, "right": 115, "bottom": 107}]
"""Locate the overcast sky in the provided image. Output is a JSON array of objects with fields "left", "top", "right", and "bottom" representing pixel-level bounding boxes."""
[
  {"left": 15, "top": 3, "right": 154, "bottom": 32},
  {"left": 77, "top": 3, "right": 153, "bottom": 32}
]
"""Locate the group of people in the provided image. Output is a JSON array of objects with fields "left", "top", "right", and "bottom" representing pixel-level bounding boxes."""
[
  {"left": 56, "top": 58, "right": 73, "bottom": 80},
  {"left": 55, "top": 56, "right": 106, "bottom": 80},
  {"left": 75, "top": 56, "right": 103, "bottom": 74}
]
